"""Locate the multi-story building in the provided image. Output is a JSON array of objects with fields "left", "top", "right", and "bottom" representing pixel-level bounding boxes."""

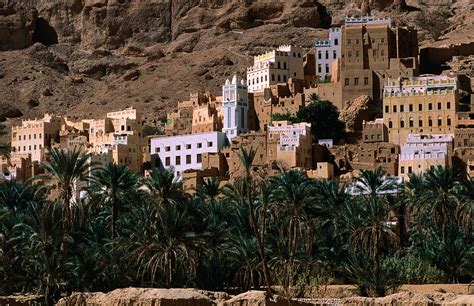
[
  {"left": 383, "top": 76, "right": 458, "bottom": 145},
  {"left": 149, "top": 131, "right": 227, "bottom": 179},
  {"left": 88, "top": 108, "right": 144, "bottom": 172},
  {"left": 398, "top": 134, "right": 453, "bottom": 180},
  {"left": 247, "top": 45, "right": 304, "bottom": 93},
  {"left": 315, "top": 28, "right": 342, "bottom": 81},
  {"left": 222, "top": 75, "right": 249, "bottom": 142},
  {"left": 267, "top": 121, "right": 312, "bottom": 169},
  {"left": 11, "top": 114, "right": 62, "bottom": 162},
  {"left": 340, "top": 16, "right": 419, "bottom": 107},
  {"left": 362, "top": 118, "right": 388, "bottom": 143},
  {"left": 253, "top": 80, "right": 306, "bottom": 129}
]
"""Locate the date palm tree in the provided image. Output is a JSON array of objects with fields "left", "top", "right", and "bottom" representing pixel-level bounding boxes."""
[
  {"left": 269, "top": 169, "right": 314, "bottom": 293},
  {"left": 238, "top": 146, "right": 272, "bottom": 290},
  {"left": 142, "top": 168, "right": 186, "bottom": 207},
  {"left": 196, "top": 177, "right": 221, "bottom": 206},
  {"left": 410, "top": 167, "right": 463, "bottom": 242},
  {"left": 43, "top": 148, "right": 91, "bottom": 233},
  {"left": 88, "top": 163, "right": 139, "bottom": 239},
  {"left": 347, "top": 194, "right": 399, "bottom": 296}
]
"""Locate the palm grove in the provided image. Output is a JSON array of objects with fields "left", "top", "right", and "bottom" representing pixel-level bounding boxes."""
[{"left": 0, "top": 127, "right": 473, "bottom": 304}]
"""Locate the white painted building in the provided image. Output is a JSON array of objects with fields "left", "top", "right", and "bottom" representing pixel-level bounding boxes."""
[
  {"left": 345, "top": 16, "right": 391, "bottom": 27},
  {"left": 314, "top": 28, "right": 341, "bottom": 81},
  {"left": 222, "top": 75, "right": 249, "bottom": 142},
  {"left": 246, "top": 45, "right": 304, "bottom": 93},
  {"left": 398, "top": 134, "right": 453, "bottom": 180},
  {"left": 384, "top": 75, "right": 458, "bottom": 96},
  {"left": 149, "top": 132, "right": 227, "bottom": 179}
]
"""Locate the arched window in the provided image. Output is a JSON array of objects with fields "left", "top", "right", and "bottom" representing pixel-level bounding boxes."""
[
  {"left": 447, "top": 116, "right": 451, "bottom": 126},
  {"left": 400, "top": 119, "right": 405, "bottom": 128},
  {"left": 388, "top": 120, "right": 393, "bottom": 128},
  {"left": 428, "top": 117, "right": 433, "bottom": 127},
  {"left": 437, "top": 116, "right": 442, "bottom": 127},
  {"left": 409, "top": 117, "right": 414, "bottom": 128},
  {"left": 418, "top": 118, "right": 423, "bottom": 127}
]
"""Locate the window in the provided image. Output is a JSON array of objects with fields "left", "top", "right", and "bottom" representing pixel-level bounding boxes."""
[
  {"left": 18, "top": 136, "right": 20, "bottom": 141},
  {"left": 325, "top": 51, "right": 329, "bottom": 59},
  {"left": 277, "top": 61, "right": 281, "bottom": 69},
  {"left": 127, "top": 125, "right": 131, "bottom": 131},
  {"left": 34, "top": 134, "right": 36, "bottom": 139},
  {"left": 401, "top": 166, "right": 405, "bottom": 174},
  {"left": 34, "top": 145, "right": 36, "bottom": 150},
  {"left": 283, "top": 75, "right": 287, "bottom": 82},
  {"left": 186, "top": 144, "right": 191, "bottom": 149},
  {"left": 428, "top": 103, "right": 432, "bottom": 110},
  {"left": 385, "top": 105, "right": 389, "bottom": 113},
  {"left": 438, "top": 117, "right": 442, "bottom": 126},
  {"left": 333, "top": 50, "right": 337, "bottom": 59},
  {"left": 283, "top": 62, "right": 287, "bottom": 69},
  {"left": 408, "top": 166, "right": 412, "bottom": 174},
  {"left": 186, "top": 155, "right": 191, "bottom": 164},
  {"left": 334, "top": 38, "right": 338, "bottom": 45},
  {"left": 155, "top": 147, "right": 160, "bottom": 153},
  {"left": 197, "top": 143, "right": 202, "bottom": 148},
  {"left": 176, "top": 145, "right": 181, "bottom": 150},
  {"left": 318, "top": 51, "right": 321, "bottom": 59},
  {"left": 400, "top": 105, "right": 404, "bottom": 112},
  {"left": 393, "top": 105, "right": 397, "bottom": 112},
  {"left": 447, "top": 102, "right": 451, "bottom": 109},
  {"left": 400, "top": 120, "right": 404, "bottom": 128},
  {"left": 165, "top": 146, "right": 170, "bottom": 152},
  {"left": 428, "top": 117, "right": 433, "bottom": 127},
  {"left": 121, "top": 125, "right": 125, "bottom": 131},
  {"left": 29, "top": 134, "right": 31, "bottom": 140},
  {"left": 207, "top": 141, "right": 213, "bottom": 147},
  {"left": 175, "top": 156, "right": 181, "bottom": 165},
  {"left": 39, "top": 133, "right": 41, "bottom": 139},
  {"left": 345, "top": 78, "right": 349, "bottom": 86},
  {"left": 317, "top": 64, "right": 322, "bottom": 73},
  {"left": 389, "top": 121, "right": 393, "bottom": 128},
  {"left": 447, "top": 117, "right": 451, "bottom": 126},
  {"left": 197, "top": 154, "right": 202, "bottom": 163},
  {"left": 354, "top": 78, "right": 359, "bottom": 85},
  {"left": 165, "top": 157, "right": 170, "bottom": 166},
  {"left": 409, "top": 104, "right": 413, "bottom": 112},
  {"left": 364, "top": 77, "right": 369, "bottom": 85},
  {"left": 419, "top": 119, "right": 423, "bottom": 127},
  {"left": 348, "top": 51, "right": 352, "bottom": 58},
  {"left": 409, "top": 118, "right": 414, "bottom": 127},
  {"left": 418, "top": 104, "right": 422, "bottom": 111},
  {"left": 278, "top": 75, "right": 281, "bottom": 82},
  {"left": 438, "top": 102, "right": 442, "bottom": 110},
  {"left": 325, "top": 64, "right": 329, "bottom": 73},
  {"left": 272, "top": 74, "right": 275, "bottom": 81}
]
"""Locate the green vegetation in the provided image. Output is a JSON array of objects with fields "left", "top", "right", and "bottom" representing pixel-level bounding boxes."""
[
  {"left": 271, "top": 94, "right": 346, "bottom": 142},
  {"left": 0, "top": 148, "right": 472, "bottom": 304}
]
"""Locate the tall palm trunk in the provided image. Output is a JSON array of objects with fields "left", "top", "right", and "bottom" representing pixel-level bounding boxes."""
[{"left": 245, "top": 170, "right": 272, "bottom": 291}]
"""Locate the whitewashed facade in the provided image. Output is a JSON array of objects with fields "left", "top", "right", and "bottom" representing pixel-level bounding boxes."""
[
  {"left": 246, "top": 45, "right": 304, "bottom": 93},
  {"left": 314, "top": 28, "right": 341, "bottom": 81},
  {"left": 222, "top": 75, "right": 249, "bottom": 142},
  {"left": 398, "top": 134, "right": 453, "bottom": 180},
  {"left": 149, "top": 132, "right": 227, "bottom": 179}
]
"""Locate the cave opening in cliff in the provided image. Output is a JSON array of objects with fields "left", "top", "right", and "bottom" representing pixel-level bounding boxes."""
[{"left": 32, "top": 17, "right": 58, "bottom": 46}]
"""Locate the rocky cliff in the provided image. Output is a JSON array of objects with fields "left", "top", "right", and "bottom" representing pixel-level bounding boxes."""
[{"left": 0, "top": 0, "right": 472, "bottom": 127}]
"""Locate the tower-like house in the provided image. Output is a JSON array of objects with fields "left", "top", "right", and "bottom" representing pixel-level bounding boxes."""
[{"left": 222, "top": 75, "right": 249, "bottom": 142}]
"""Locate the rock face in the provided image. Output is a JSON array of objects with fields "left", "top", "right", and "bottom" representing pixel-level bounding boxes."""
[
  {"left": 0, "top": 0, "right": 332, "bottom": 51},
  {"left": 340, "top": 95, "right": 374, "bottom": 132},
  {"left": 55, "top": 289, "right": 474, "bottom": 306}
]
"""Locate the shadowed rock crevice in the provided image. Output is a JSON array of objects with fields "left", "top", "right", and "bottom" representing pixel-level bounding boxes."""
[{"left": 32, "top": 17, "right": 58, "bottom": 46}]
